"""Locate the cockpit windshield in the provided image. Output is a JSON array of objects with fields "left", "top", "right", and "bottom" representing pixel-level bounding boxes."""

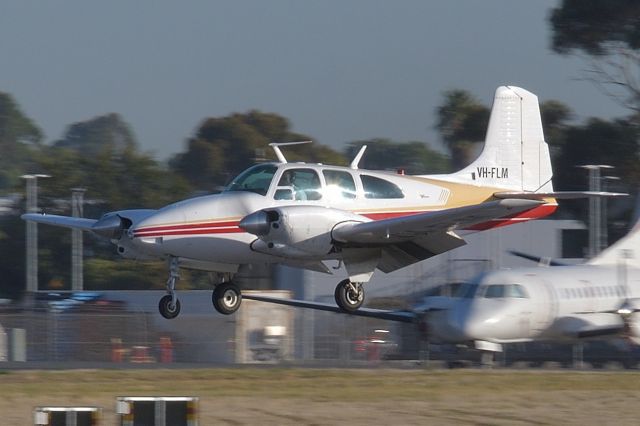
[
  {"left": 225, "top": 164, "right": 278, "bottom": 196},
  {"left": 481, "top": 284, "right": 529, "bottom": 298},
  {"left": 454, "top": 282, "right": 479, "bottom": 298}
]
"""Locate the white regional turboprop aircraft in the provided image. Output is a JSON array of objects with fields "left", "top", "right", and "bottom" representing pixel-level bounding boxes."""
[
  {"left": 22, "top": 86, "right": 619, "bottom": 319},
  {"left": 246, "top": 218, "right": 640, "bottom": 359}
]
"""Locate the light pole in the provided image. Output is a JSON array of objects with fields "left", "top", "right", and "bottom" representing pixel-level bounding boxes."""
[
  {"left": 601, "top": 175, "right": 620, "bottom": 252},
  {"left": 579, "top": 165, "right": 613, "bottom": 258},
  {"left": 71, "top": 188, "right": 86, "bottom": 292},
  {"left": 21, "top": 174, "right": 51, "bottom": 294}
]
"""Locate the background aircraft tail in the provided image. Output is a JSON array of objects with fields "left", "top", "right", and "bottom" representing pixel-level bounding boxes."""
[
  {"left": 439, "top": 86, "right": 554, "bottom": 192},
  {"left": 589, "top": 194, "right": 640, "bottom": 267}
]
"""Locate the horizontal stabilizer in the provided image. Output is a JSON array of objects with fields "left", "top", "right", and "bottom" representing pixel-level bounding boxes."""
[
  {"left": 243, "top": 294, "right": 416, "bottom": 323},
  {"left": 507, "top": 250, "right": 568, "bottom": 266}
]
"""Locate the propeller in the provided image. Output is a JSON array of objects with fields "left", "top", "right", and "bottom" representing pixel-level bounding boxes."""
[
  {"left": 507, "top": 250, "right": 568, "bottom": 266},
  {"left": 91, "top": 213, "right": 130, "bottom": 239},
  {"left": 239, "top": 210, "right": 280, "bottom": 237}
]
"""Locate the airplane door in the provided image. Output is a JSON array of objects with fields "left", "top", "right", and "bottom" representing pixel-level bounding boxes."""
[{"left": 531, "top": 279, "right": 556, "bottom": 335}]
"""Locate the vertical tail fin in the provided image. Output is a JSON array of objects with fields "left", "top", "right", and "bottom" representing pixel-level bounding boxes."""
[
  {"left": 443, "top": 86, "right": 553, "bottom": 192},
  {"left": 589, "top": 194, "right": 640, "bottom": 267}
]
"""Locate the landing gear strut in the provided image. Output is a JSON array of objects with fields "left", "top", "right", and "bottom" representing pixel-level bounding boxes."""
[
  {"left": 159, "top": 257, "right": 181, "bottom": 319},
  {"left": 212, "top": 281, "right": 242, "bottom": 315},
  {"left": 334, "top": 279, "right": 364, "bottom": 312}
]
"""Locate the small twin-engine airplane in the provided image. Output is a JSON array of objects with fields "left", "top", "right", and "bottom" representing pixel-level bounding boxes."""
[
  {"left": 247, "top": 217, "right": 640, "bottom": 362},
  {"left": 23, "top": 86, "right": 620, "bottom": 319}
]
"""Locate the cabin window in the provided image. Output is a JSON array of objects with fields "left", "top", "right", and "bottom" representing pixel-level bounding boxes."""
[
  {"left": 275, "top": 168, "right": 322, "bottom": 201},
  {"left": 323, "top": 170, "right": 357, "bottom": 200},
  {"left": 361, "top": 175, "right": 404, "bottom": 199},
  {"left": 225, "top": 164, "right": 278, "bottom": 196}
]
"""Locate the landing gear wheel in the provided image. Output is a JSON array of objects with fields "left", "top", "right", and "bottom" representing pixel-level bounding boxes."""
[
  {"left": 334, "top": 279, "right": 364, "bottom": 312},
  {"left": 212, "top": 282, "right": 242, "bottom": 315},
  {"left": 159, "top": 294, "right": 181, "bottom": 319}
]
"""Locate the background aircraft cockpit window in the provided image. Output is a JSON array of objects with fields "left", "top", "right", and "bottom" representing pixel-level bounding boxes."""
[
  {"left": 483, "top": 284, "right": 529, "bottom": 298},
  {"left": 276, "top": 168, "right": 322, "bottom": 201},
  {"left": 455, "top": 282, "right": 479, "bottom": 298},
  {"left": 225, "top": 164, "right": 278, "bottom": 196},
  {"left": 361, "top": 175, "right": 404, "bottom": 199},
  {"left": 323, "top": 170, "right": 357, "bottom": 199}
]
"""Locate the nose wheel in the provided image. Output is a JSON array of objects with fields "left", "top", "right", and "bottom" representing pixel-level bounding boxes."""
[
  {"left": 212, "top": 281, "right": 242, "bottom": 315},
  {"left": 335, "top": 279, "right": 364, "bottom": 312},
  {"left": 159, "top": 294, "right": 181, "bottom": 319},
  {"left": 159, "top": 257, "right": 181, "bottom": 319}
]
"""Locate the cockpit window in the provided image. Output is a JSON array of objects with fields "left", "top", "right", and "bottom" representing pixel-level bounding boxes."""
[
  {"left": 455, "top": 283, "right": 479, "bottom": 298},
  {"left": 361, "top": 175, "right": 404, "bottom": 199},
  {"left": 275, "top": 168, "right": 322, "bottom": 201},
  {"left": 482, "top": 284, "right": 529, "bottom": 298},
  {"left": 225, "top": 164, "right": 278, "bottom": 196}
]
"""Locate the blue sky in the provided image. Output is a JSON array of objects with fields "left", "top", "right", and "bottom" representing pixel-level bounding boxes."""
[{"left": 0, "top": 1, "right": 627, "bottom": 160}]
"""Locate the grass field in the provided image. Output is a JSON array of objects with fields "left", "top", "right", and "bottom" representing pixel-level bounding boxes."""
[{"left": 2, "top": 368, "right": 640, "bottom": 425}]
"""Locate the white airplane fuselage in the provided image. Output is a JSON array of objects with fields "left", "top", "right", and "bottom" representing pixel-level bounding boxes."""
[{"left": 129, "top": 162, "right": 554, "bottom": 269}]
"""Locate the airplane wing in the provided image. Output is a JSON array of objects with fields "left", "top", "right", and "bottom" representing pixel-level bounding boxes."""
[
  {"left": 22, "top": 209, "right": 156, "bottom": 237},
  {"left": 21, "top": 213, "right": 98, "bottom": 231},
  {"left": 334, "top": 199, "right": 543, "bottom": 245},
  {"left": 243, "top": 294, "right": 416, "bottom": 323},
  {"left": 494, "top": 191, "right": 627, "bottom": 200},
  {"left": 333, "top": 199, "right": 543, "bottom": 273},
  {"left": 576, "top": 325, "right": 625, "bottom": 339}
]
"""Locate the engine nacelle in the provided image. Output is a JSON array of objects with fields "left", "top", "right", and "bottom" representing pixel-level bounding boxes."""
[
  {"left": 240, "top": 205, "right": 366, "bottom": 259},
  {"left": 116, "top": 237, "right": 156, "bottom": 260}
]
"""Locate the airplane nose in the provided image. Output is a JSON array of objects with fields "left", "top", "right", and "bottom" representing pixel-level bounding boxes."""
[{"left": 442, "top": 302, "right": 498, "bottom": 342}]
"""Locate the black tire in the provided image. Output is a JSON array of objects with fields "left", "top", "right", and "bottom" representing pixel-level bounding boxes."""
[
  {"left": 212, "top": 282, "right": 242, "bottom": 315},
  {"left": 334, "top": 279, "right": 364, "bottom": 312},
  {"left": 158, "top": 294, "right": 181, "bottom": 319}
]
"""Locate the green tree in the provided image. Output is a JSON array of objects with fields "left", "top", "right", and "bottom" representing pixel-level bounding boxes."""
[
  {"left": 540, "top": 100, "right": 573, "bottom": 159},
  {"left": 53, "top": 113, "right": 136, "bottom": 157},
  {"left": 0, "top": 92, "right": 43, "bottom": 190},
  {"left": 550, "top": 0, "right": 640, "bottom": 112},
  {"left": 17, "top": 113, "right": 194, "bottom": 294},
  {"left": 171, "top": 110, "right": 345, "bottom": 191},
  {"left": 344, "top": 139, "right": 450, "bottom": 174},
  {"left": 435, "top": 90, "right": 490, "bottom": 170}
]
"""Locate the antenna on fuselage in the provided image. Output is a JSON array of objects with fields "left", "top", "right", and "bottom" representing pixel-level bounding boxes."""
[
  {"left": 269, "top": 141, "right": 312, "bottom": 163},
  {"left": 350, "top": 145, "right": 367, "bottom": 169}
]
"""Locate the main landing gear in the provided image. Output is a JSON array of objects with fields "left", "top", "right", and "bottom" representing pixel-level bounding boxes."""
[
  {"left": 158, "top": 258, "right": 244, "bottom": 319},
  {"left": 334, "top": 279, "right": 364, "bottom": 312},
  {"left": 212, "top": 281, "right": 242, "bottom": 315}
]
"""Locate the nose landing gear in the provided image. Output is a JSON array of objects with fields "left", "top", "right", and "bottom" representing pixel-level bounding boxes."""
[{"left": 159, "top": 257, "right": 181, "bottom": 319}]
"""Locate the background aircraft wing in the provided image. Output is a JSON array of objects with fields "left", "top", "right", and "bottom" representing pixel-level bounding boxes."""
[
  {"left": 333, "top": 199, "right": 543, "bottom": 273},
  {"left": 576, "top": 325, "right": 625, "bottom": 339},
  {"left": 243, "top": 294, "right": 416, "bottom": 323},
  {"left": 22, "top": 213, "right": 97, "bottom": 231}
]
